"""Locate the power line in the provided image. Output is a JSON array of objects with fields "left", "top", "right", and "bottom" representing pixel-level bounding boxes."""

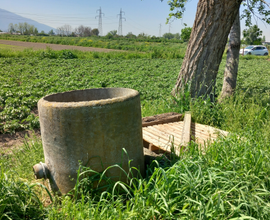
[
  {"left": 95, "top": 7, "right": 104, "bottom": 36},
  {"left": 117, "top": 8, "right": 126, "bottom": 36}
]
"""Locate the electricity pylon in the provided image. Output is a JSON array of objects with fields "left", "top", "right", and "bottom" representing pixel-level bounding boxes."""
[
  {"left": 117, "top": 8, "right": 126, "bottom": 36},
  {"left": 96, "top": 7, "right": 104, "bottom": 36}
]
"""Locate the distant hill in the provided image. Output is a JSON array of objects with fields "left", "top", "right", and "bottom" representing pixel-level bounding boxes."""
[{"left": 0, "top": 8, "right": 55, "bottom": 33}]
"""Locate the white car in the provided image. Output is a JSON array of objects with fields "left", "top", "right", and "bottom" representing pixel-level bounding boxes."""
[{"left": 239, "top": 45, "right": 269, "bottom": 56}]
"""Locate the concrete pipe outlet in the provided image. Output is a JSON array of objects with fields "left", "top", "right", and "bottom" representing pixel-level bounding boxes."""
[{"left": 34, "top": 88, "right": 145, "bottom": 195}]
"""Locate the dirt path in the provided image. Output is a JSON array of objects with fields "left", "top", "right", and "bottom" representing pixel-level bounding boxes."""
[
  {"left": 0, "top": 39, "right": 122, "bottom": 52},
  {"left": 0, "top": 129, "right": 41, "bottom": 153}
]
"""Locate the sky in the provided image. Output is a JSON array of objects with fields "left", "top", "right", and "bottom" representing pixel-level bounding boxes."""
[{"left": 1, "top": 0, "right": 270, "bottom": 40}]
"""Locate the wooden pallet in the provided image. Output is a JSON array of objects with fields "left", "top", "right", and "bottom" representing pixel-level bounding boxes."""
[{"left": 142, "top": 112, "right": 228, "bottom": 155}]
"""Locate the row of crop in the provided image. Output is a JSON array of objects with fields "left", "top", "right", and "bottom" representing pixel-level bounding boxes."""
[
  {"left": 0, "top": 34, "right": 187, "bottom": 53},
  {"left": 0, "top": 46, "right": 186, "bottom": 60},
  {"left": 0, "top": 58, "right": 182, "bottom": 133},
  {"left": 1, "top": 55, "right": 270, "bottom": 134}
]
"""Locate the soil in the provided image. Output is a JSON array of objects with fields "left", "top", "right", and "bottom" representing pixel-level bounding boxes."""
[
  {"left": 0, "top": 129, "right": 41, "bottom": 153},
  {"left": 0, "top": 129, "right": 161, "bottom": 156},
  {"left": 0, "top": 39, "right": 122, "bottom": 52}
]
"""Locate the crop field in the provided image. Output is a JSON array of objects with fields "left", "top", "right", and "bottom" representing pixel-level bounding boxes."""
[
  {"left": 1, "top": 51, "right": 269, "bottom": 134},
  {"left": 0, "top": 34, "right": 187, "bottom": 59},
  {"left": 1, "top": 44, "right": 270, "bottom": 219},
  {"left": 0, "top": 57, "right": 183, "bottom": 133}
]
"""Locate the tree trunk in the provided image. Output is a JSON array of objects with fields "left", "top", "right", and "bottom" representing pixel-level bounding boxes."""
[
  {"left": 220, "top": 12, "right": 241, "bottom": 101},
  {"left": 172, "top": 0, "right": 242, "bottom": 99}
]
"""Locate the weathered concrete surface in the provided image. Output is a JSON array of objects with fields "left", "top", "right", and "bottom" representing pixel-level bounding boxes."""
[{"left": 38, "top": 88, "right": 144, "bottom": 194}]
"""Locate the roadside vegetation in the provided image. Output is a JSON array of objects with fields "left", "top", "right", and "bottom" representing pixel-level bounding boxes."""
[
  {"left": 1, "top": 42, "right": 270, "bottom": 219},
  {"left": 0, "top": 34, "right": 187, "bottom": 58}
]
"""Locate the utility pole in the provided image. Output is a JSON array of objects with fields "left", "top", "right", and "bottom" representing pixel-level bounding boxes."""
[
  {"left": 96, "top": 7, "right": 104, "bottom": 36},
  {"left": 117, "top": 8, "right": 126, "bottom": 36},
  {"left": 159, "top": 23, "right": 162, "bottom": 37}
]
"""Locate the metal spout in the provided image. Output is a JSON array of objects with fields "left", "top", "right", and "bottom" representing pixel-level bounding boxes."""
[{"left": 33, "top": 162, "right": 49, "bottom": 179}]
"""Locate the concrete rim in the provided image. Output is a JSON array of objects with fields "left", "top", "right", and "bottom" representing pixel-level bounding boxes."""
[{"left": 38, "top": 88, "right": 140, "bottom": 108}]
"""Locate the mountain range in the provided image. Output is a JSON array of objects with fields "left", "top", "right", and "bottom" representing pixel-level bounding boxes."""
[{"left": 0, "top": 8, "right": 55, "bottom": 33}]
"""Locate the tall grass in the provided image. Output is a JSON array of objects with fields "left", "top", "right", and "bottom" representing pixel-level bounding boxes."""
[
  {"left": 47, "top": 133, "right": 270, "bottom": 219},
  {"left": 0, "top": 135, "right": 50, "bottom": 219},
  {"left": 1, "top": 45, "right": 270, "bottom": 218},
  {"left": 1, "top": 90, "right": 270, "bottom": 219}
]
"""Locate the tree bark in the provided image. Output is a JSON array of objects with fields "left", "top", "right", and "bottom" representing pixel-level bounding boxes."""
[
  {"left": 220, "top": 12, "right": 241, "bottom": 101},
  {"left": 172, "top": 0, "right": 242, "bottom": 99}
]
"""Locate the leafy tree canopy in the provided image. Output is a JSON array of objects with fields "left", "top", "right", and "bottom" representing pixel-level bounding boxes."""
[
  {"left": 8, "top": 22, "right": 38, "bottom": 35},
  {"left": 48, "top": 29, "right": 55, "bottom": 36},
  {"left": 243, "top": 24, "right": 263, "bottom": 44},
  {"left": 180, "top": 27, "right": 192, "bottom": 42},
  {"left": 91, "top": 28, "right": 99, "bottom": 36},
  {"left": 126, "top": 32, "right": 136, "bottom": 38},
  {"left": 163, "top": 32, "right": 175, "bottom": 39},
  {"left": 162, "top": 0, "right": 270, "bottom": 26},
  {"left": 109, "top": 30, "right": 117, "bottom": 36}
]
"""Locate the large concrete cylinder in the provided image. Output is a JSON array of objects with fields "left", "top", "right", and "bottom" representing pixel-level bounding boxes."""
[{"left": 37, "top": 88, "right": 144, "bottom": 194}]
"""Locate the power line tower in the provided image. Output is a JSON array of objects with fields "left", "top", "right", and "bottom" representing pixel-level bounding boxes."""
[
  {"left": 168, "top": 23, "right": 172, "bottom": 33},
  {"left": 159, "top": 23, "right": 162, "bottom": 37},
  {"left": 96, "top": 7, "right": 104, "bottom": 36},
  {"left": 117, "top": 8, "right": 126, "bottom": 36}
]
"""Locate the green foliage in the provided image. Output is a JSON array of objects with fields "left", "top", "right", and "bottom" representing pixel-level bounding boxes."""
[
  {"left": 162, "top": 0, "right": 270, "bottom": 27},
  {"left": 126, "top": 32, "right": 136, "bottom": 39},
  {"left": 0, "top": 57, "right": 183, "bottom": 133},
  {"left": 0, "top": 50, "right": 269, "bottom": 134},
  {"left": 0, "top": 135, "right": 49, "bottom": 219},
  {"left": 163, "top": 32, "right": 175, "bottom": 40},
  {"left": 0, "top": 47, "right": 270, "bottom": 218},
  {"left": 161, "top": 0, "right": 187, "bottom": 23},
  {"left": 91, "top": 28, "right": 99, "bottom": 36},
  {"left": 48, "top": 29, "right": 55, "bottom": 36},
  {"left": 2, "top": 91, "right": 270, "bottom": 218},
  {"left": 243, "top": 25, "right": 263, "bottom": 45},
  {"left": 180, "top": 27, "right": 192, "bottom": 42},
  {"left": 37, "top": 31, "right": 49, "bottom": 36},
  {"left": 241, "top": 0, "right": 270, "bottom": 26},
  {"left": 8, "top": 22, "right": 38, "bottom": 35},
  {"left": 0, "top": 34, "right": 187, "bottom": 57},
  {"left": 0, "top": 172, "right": 47, "bottom": 219},
  {"left": 108, "top": 30, "right": 117, "bottom": 36}
]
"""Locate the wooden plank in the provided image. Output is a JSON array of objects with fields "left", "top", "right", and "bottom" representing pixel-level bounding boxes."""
[
  {"left": 143, "top": 129, "right": 173, "bottom": 152},
  {"left": 143, "top": 129, "right": 171, "bottom": 147},
  {"left": 143, "top": 133, "right": 165, "bottom": 150},
  {"left": 180, "top": 112, "right": 191, "bottom": 147},
  {"left": 143, "top": 130, "right": 171, "bottom": 146},
  {"left": 191, "top": 122, "right": 228, "bottom": 147},
  {"left": 142, "top": 112, "right": 229, "bottom": 155},
  {"left": 149, "top": 144, "right": 160, "bottom": 152},
  {"left": 158, "top": 123, "right": 183, "bottom": 136},
  {"left": 192, "top": 123, "right": 228, "bottom": 139},
  {"left": 192, "top": 123, "right": 228, "bottom": 136},
  {"left": 146, "top": 126, "right": 182, "bottom": 145},
  {"left": 142, "top": 112, "right": 183, "bottom": 127}
]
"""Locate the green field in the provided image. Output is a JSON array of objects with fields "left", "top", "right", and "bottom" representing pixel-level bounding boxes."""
[
  {"left": 1, "top": 44, "right": 270, "bottom": 219},
  {"left": 0, "top": 34, "right": 187, "bottom": 59},
  {"left": 1, "top": 49, "right": 269, "bottom": 134}
]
